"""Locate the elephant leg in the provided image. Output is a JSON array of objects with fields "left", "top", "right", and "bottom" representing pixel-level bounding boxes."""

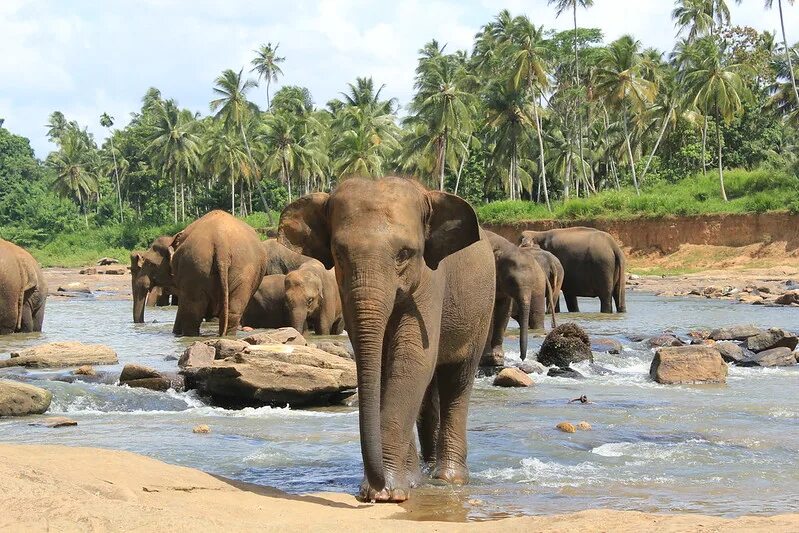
[
  {"left": 482, "top": 293, "right": 510, "bottom": 366},
  {"left": 173, "top": 295, "right": 207, "bottom": 336},
  {"left": 528, "top": 292, "right": 545, "bottom": 331},
  {"left": 331, "top": 317, "right": 345, "bottom": 335},
  {"left": 19, "top": 304, "right": 33, "bottom": 332},
  {"left": 565, "top": 292, "right": 580, "bottom": 312},
  {"left": 599, "top": 293, "right": 614, "bottom": 314},
  {"left": 555, "top": 297, "right": 561, "bottom": 313},
  {"left": 32, "top": 301, "right": 45, "bottom": 332},
  {"left": 432, "top": 359, "right": 478, "bottom": 485},
  {"left": 221, "top": 283, "right": 254, "bottom": 336},
  {"left": 417, "top": 374, "right": 440, "bottom": 471},
  {"left": 613, "top": 287, "right": 625, "bottom": 313}
]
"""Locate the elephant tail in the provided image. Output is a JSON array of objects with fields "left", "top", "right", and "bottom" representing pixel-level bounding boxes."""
[
  {"left": 545, "top": 277, "right": 557, "bottom": 329},
  {"left": 218, "top": 258, "right": 231, "bottom": 336},
  {"left": 614, "top": 248, "right": 627, "bottom": 313}
]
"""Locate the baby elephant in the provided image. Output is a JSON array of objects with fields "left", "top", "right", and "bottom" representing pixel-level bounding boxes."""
[{"left": 242, "top": 275, "right": 290, "bottom": 329}]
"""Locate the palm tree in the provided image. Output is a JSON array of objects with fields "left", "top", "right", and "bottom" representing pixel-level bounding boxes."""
[
  {"left": 672, "top": 0, "right": 734, "bottom": 41},
  {"left": 46, "top": 111, "right": 68, "bottom": 144},
  {"left": 100, "top": 112, "right": 123, "bottom": 223},
  {"left": 765, "top": 0, "right": 799, "bottom": 109},
  {"left": 48, "top": 129, "right": 99, "bottom": 226},
  {"left": 260, "top": 111, "right": 302, "bottom": 202},
  {"left": 595, "top": 35, "right": 657, "bottom": 195},
  {"left": 251, "top": 42, "right": 285, "bottom": 109},
  {"left": 684, "top": 38, "right": 751, "bottom": 201},
  {"left": 203, "top": 123, "right": 255, "bottom": 214}
]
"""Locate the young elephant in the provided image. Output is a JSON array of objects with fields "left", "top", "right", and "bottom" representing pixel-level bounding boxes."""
[
  {"left": 279, "top": 177, "right": 495, "bottom": 503},
  {"left": 0, "top": 239, "right": 47, "bottom": 334},
  {"left": 483, "top": 230, "right": 554, "bottom": 364},
  {"left": 284, "top": 260, "right": 344, "bottom": 335},
  {"left": 241, "top": 275, "right": 290, "bottom": 328},
  {"left": 519, "top": 244, "right": 564, "bottom": 317},
  {"left": 520, "top": 227, "right": 626, "bottom": 313},
  {"left": 131, "top": 235, "right": 178, "bottom": 323},
  {"left": 262, "top": 238, "right": 315, "bottom": 275}
]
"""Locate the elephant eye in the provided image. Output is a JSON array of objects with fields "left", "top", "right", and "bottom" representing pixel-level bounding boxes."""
[{"left": 396, "top": 248, "right": 413, "bottom": 266}]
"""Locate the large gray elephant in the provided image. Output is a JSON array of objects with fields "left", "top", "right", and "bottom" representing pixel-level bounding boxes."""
[
  {"left": 520, "top": 227, "right": 626, "bottom": 313},
  {"left": 0, "top": 239, "right": 47, "bottom": 334},
  {"left": 483, "top": 230, "right": 554, "bottom": 364},
  {"left": 131, "top": 236, "right": 177, "bottom": 323},
  {"left": 519, "top": 244, "right": 564, "bottom": 316},
  {"left": 279, "top": 177, "right": 495, "bottom": 503},
  {"left": 262, "top": 238, "right": 315, "bottom": 275},
  {"left": 284, "top": 260, "right": 344, "bottom": 335}
]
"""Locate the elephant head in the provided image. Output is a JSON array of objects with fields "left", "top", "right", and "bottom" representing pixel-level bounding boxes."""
[
  {"left": 278, "top": 177, "right": 480, "bottom": 495},
  {"left": 284, "top": 266, "right": 324, "bottom": 333},
  {"left": 519, "top": 231, "right": 545, "bottom": 248},
  {"left": 131, "top": 235, "right": 176, "bottom": 323}
]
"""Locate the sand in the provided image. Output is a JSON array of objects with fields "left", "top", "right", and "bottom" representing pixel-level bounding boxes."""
[{"left": 0, "top": 444, "right": 796, "bottom": 532}]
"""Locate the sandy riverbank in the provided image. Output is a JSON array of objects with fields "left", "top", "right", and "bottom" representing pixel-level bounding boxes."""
[{"left": 0, "top": 444, "right": 796, "bottom": 532}]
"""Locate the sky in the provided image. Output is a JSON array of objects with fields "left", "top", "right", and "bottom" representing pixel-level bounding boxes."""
[{"left": 0, "top": 0, "right": 786, "bottom": 158}]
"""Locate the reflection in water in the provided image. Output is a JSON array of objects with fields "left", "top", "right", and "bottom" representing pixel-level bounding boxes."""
[{"left": 0, "top": 292, "right": 798, "bottom": 520}]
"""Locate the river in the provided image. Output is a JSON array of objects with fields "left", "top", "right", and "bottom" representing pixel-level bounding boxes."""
[{"left": 1, "top": 292, "right": 797, "bottom": 520}]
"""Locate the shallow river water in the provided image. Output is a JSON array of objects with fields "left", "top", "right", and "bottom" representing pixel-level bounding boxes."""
[{"left": 1, "top": 292, "right": 798, "bottom": 520}]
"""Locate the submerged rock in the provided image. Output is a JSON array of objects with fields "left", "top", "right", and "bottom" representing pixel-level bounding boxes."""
[
  {"left": 1, "top": 342, "right": 118, "bottom": 369},
  {"left": 547, "top": 367, "right": 585, "bottom": 379},
  {"left": 774, "top": 291, "right": 799, "bottom": 306},
  {"left": 556, "top": 422, "right": 576, "bottom": 433},
  {"left": 517, "top": 360, "right": 547, "bottom": 374},
  {"left": 0, "top": 380, "right": 52, "bottom": 417},
  {"left": 744, "top": 328, "right": 798, "bottom": 353},
  {"left": 537, "top": 323, "right": 592, "bottom": 369},
  {"left": 73, "top": 365, "right": 96, "bottom": 376},
  {"left": 29, "top": 417, "right": 77, "bottom": 428},
  {"left": 119, "top": 364, "right": 172, "bottom": 391},
  {"left": 745, "top": 347, "right": 796, "bottom": 367},
  {"left": 591, "top": 337, "right": 623, "bottom": 354},
  {"left": 649, "top": 346, "right": 727, "bottom": 385},
  {"left": 192, "top": 424, "right": 211, "bottom": 434},
  {"left": 709, "top": 325, "right": 762, "bottom": 341},
  {"left": 243, "top": 327, "right": 307, "bottom": 346},
  {"left": 492, "top": 367, "right": 533, "bottom": 388},
  {"left": 576, "top": 421, "right": 592, "bottom": 431}
]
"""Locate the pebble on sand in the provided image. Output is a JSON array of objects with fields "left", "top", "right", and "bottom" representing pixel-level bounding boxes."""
[
  {"left": 193, "top": 425, "right": 211, "bottom": 434},
  {"left": 556, "top": 422, "right": 576, "bottom": 433}
]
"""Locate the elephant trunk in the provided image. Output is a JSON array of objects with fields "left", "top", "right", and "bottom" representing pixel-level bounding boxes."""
[
  {"left": 132, "top": 283, "right": 149, "bottom": 324},
  {"left": 346, "top": 282, "right": 394, "bottom": 494},
  {"left": 289, "top": 305, "right": 308, "bottom": 333},
  {"left": 517, "top": 295, "right": 531, "bottom": 361}
]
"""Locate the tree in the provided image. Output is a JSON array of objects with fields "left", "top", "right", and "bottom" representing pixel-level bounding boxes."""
[
  {"left": 100, "top": 112, "right": 123, "bottom": 222},
  {"left": 203, "top": 122, "right": 254, "bottom": 214},
  {"left": 251, "top": 42, "right": 285, "bottom": 109},
  {"left": 764, "top": 0, "right": 799, "bottom": 109},
  {"left": 48, "top": 128, "right": 99, "bottom": 226}
]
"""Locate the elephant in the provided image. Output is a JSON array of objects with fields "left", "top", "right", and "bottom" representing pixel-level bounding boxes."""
[
  {"left": 0, "top": 239, "right": 47, "bottom": 334},
  {"left": 519, "top": 244, "right": 564, "bottom": 317},
  {"left": 131, "top": 236, "right": 177, "bottom": 323},
  {"left": 520, "top": 227, "right": 626, "bottom": 313},
  {"left": 483, "top": 230, "right": 554, "bottom": 364},
  {"left": 262, "top": 238, "right": 315, "bottom": 275},
  {"left": 146, "top": 286, "right": 178, "bottom": 308},
  {"left": 284, "top": 260, "right": 344, "bottom": 335},
  {"left": 241, "top": 274, "right": 289, "bottom": 328},
  {"left": 279, "top": 177, "right": 495, "bottom": 503}
]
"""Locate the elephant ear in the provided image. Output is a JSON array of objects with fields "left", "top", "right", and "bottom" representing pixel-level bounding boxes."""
[
  {"left": 130, "top": 252, "right": 144, "bottom": 273},
  {"left": 278, "top": 193, "right": 333, "bottom": 269},
  {"left": 423, "top": 191, "right": 481, "bottom": 270}
]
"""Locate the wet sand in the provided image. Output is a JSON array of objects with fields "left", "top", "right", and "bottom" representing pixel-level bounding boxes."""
[{"left": 1, "top": 444, "right": 797, "bottom": 532}]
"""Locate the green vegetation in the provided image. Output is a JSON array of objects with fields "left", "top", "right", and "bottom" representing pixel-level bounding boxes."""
[{"left": 1, "top": 1, "right": 797, "bottom": 266}]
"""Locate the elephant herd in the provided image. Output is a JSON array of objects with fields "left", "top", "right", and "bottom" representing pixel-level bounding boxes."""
[{"left": 0, "top": 176, "right": 627, "bottom": 503}]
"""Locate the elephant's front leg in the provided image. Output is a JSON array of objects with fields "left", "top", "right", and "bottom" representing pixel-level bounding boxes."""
[
  {"left": 481, "top": 293, "right": 511, "bottom": 366},
  {"left": 417, "top": 374, "right": 440, "bottom": 471}
]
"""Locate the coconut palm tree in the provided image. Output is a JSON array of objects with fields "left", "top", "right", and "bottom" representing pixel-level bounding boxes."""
[
  {"left": 672, "top": 0, "right": 734, "bottom": 41},
  {"left": 684, "top": 38, "right": 751, "bottom": 201},
  {"left": 100, "top": 112, "right": 123, "bottom": 222},
  {"left": 251, "top": 42, "right": 285, "bottom": 109},
  {"left": 210, "top": 68, "right": 260, "bottom": 165},
  {"left": 765, "top": 0, "right": 799, "bottom": 109},
  {"left": 260, "top": 111, "right": 302, "bottom": 202},
  {"left": 48, "top": 129, "right": 99, "bottom": 226},
  {"left": 203, "top": 123, "right": 255, "bottom": 214},
  {"left": 45, "top": 111, "right": 68, "bottom": 144}
]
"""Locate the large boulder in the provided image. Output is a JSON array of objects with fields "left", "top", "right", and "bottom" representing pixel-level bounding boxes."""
[
  {"left": 182, "top": 344, "right": 357, "bottom": 408},
  {"left": 774, "top": 291, "right": 799, "bottom": 306},
  {"left": 204, "top": 339, "right": 250, "bottom": 359},
  {"left": 648, "top": 334, "right": 684, "bottom": 348},
  {"left": 709, "top": 325, "right": 762, "bottom": 341},
  {"left": 649, "top": 346, "right": 727, "bottom": 384},
  {"left": 492, "top": 367, "right": 533, "bottom": 387},
  {"left": 119, "top": 364, "right": 172, "bottom": 391},
  {"left": 744, "top": 328, "right": 798, "bottom": 353},
  {"left": 715, "top": 342, "right": 750, "bottom": 365},
  {"left": 537, "top": 323, "right": 593, "bottom": 369},
  {"left": 0, "top": 380, "right": 52, "bottom": 416},
  {"left": 179, "top": 342, "right": 216, "bottom": 369},
  {"left": 243, "top": 327, "right": 307, "bottom": 346},
  {"left": 0, "top": 342, "right": 118, "bottom": 369},
  {"left": 745, "top": 347, "right": 796, "bottom": 367},
  {"left": 590, "top": 337, "right": 623, "bottom": 354}
]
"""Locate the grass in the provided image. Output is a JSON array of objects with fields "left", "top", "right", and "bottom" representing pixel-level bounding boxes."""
[{"left": 476, "top": 168, "right": 799, "bottom": 224}]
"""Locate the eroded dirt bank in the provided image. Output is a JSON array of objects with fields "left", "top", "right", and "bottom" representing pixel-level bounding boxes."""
[{"left": 1, "top": 444, "right": 797, "bottom": 532}]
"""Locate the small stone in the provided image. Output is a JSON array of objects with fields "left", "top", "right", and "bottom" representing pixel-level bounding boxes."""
[
  {"left": 590, "top": 337, "right": 623, "bottom": 354},
  {"left": 79, "top": 267, "right": 97, "bottom": 275},
  {"left": 576, "top": 421, "right": 592, "bottom": 431},
  {"left": 516, "top": 360, "right": 547, "bottom": 374},
  {"left": 193, "top": 424, "right": 211, "bottom": 434},
  {"left": 709, "top": 325, "right": 762, "bottom": 341},
  {"left": 29, "top": 417, "right": 77, "bottom": 428},
  {"left": 556, "top": 422, "right": 576, "bottom": 433},
  {"left": 56, "top": 282, "right": 91, "bottom": 294},
  {"left": 648, "top": 335, "right": 684, "bottom": 348},
  {"left": 241, "top": 326, "right": 254, "bottom": 332},
  {"left": 492, "top": 367, "right": 534, "bottom": 387},
  {"left": 745, "top": 328, "right": 798, "bottom": 353},
  {"left": 73, "top": 365, "right": 96, "bottom": 376}
]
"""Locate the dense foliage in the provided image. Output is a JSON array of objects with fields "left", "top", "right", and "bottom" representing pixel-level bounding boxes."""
[{"left": 1, "top": 1, "right": 797, "bottom": 265}]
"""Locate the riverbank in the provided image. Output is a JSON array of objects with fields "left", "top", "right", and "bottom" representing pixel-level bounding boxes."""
[{"left": 1, "top": 444, "right": 796, "bottom": 532}]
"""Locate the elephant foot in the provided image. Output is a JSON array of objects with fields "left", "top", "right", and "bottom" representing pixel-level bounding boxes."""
[
  {"left": 358, "top": 479, "right": 410, "bottom": 503},
  {"left": 480, "top": 346, "right": 504, "bottom": 367},
  {"left": 433, "top": 462, "right": 469, "bottom": 485}
]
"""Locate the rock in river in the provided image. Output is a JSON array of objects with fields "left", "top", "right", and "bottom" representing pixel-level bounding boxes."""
[
  {"left": 745, "top": 347, "right": 796, "bottom": 367},
  {"left": 243, "top": 327, "right": 307, "bottom": 346},
  {"left": 182, "top": 344, "right": 357, "bottom": 408},
  {"left": 179, "top": 342, "right": 216, "bottom": 369},
  {"left": 492, "top": 367, "right": 533, "bottom": 387},
  {"left": 709, "top": 325, "right": 762, "bottom": 341},
  {"left": 649, "top": 346, "right": 727, "bottom": 385},
  {"left": 0, "top": 342, "right": 118, "bottom": 369},
  {"left": 0, "top": 380, "right": 52, "bottom": 416},
  {"left": 715, "top": 342, "right": 751, "bottom": 365},
  {"left": 119, "top": 364, "right": 172, "bottom": 391},
  {"left": 744, "top": 328, "right": 798, "bottom": 353},
  {"left": 537, "top": 323, "right": 592, "bottom": 369},
  {"left": 648, "top": 334, "right": 684, "bottom": 348},
  {"left": 590, "top": 337, "right": 623, "bottom": 354}
]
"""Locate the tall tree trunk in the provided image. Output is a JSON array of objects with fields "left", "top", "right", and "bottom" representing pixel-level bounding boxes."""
[
  {"left": 640, "top": 106, "right": 673, "bottom": 181},
  {"left": 623, "top": 110, "right": 640, "bottom": 195},
  {"left": 109, "top": 137, "right": 123, "bottom": 223},
  {"left": 564, "top": 150, "right": 572, "bottom": 200},
  {"left": 532, "top": 94, "right": 551, "bottom": 211},
  {"left": 267, "top": 79, "right": 272, "bottom": 109},
  {"left": 454, "top": 149, "right": 467, "bottom": 195},
  {"left": 716, "top": 107, "right": 728, "bottom": 202},
  {"left": 439, "top": 131, "right": 447, "bottom": 192},
  {"left": 701, "top": 118, "right": 708, "bottom": 175},
  {"left": 171, "top": 171, "right": 177, "bottom": 223},
  {"left": 231, "top": 176, "right": 235, "bottom": 215},
  {"left": 180, "top": 176, "right": 185, "bottom": 222},
  {"left": 777, "top": 0, "right": 799, "bottom": 108}
]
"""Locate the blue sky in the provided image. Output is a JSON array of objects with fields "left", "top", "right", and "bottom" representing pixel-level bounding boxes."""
[{"left": 0, "top": 0, "right": 784, "bottom": 157}]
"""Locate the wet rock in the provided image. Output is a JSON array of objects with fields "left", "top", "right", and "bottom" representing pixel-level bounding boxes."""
[
  {"left": 204, "top": 339, "right": 250, "bottom": 359},
  {"left": 588, "top": 363, "right": 615, "bottom": 375},
  {"left": 648, "top": 334, "right": 684, "bottom": 348},
  {"left": 687, "top": 329, "right": 711, "bottom": 342},
  {"left": 192, "top": 424, "right": 211, "bottom": 434},
  {"left": 715, "top": 342, "right": 750, "bottom": 365},
  {"left": 746, "top": 347, "right": 796, "bottom": 367},
  {"left": 626, "top": 334, "right": 648, "bottom": 343},
  {"left": 316, "top": 341, "right": 353, "bottom": 360},
  {"left": 537, "top": 323, "right": 592, "bottom": 369},
  {"left": 492, "top": 368, "right": 533, "bottom": 388},
  {"left": 29, "top": 417, "right": 77, "bottom": 428},
  {"left": 57, "top": 282, "right": 91, "bottom": 294},
  {"left": 1, "top": 342, "right": 118, "bottom": 369},
  {"left": 0, "top": 380, "right": 52, "bottom": 416},
  {"left": 119, "top": 364, "right": 170, "bottom": 391},
  {"left": 556, "top": 422, "right": 576, "bottom": 433},
  {"left": 182, "top": 344, "right": 357, "bottom": 408},
  {"left": 546, "top": 367, "right": 585, "bottom": 379},
  {"left": 709, "top": 325, "right": 762, "bottom": 341},
  {"left": 73, "top": 365, "right": 96, "bottom": 376},
  {"left": 737, "top": 293, "right": 763, "bottom": 304},
  {"left": 97, "top": 257, "right": 120, "bottom": 266},
  {"left": 79, "top": 267, "right": 97, "bottom": 275},
  {"left": 576, "top": 421, "right": 592, "bottom": 431},
  {"left": 243, "top": 327, "right": 307, "bottom": 347},
  {"left": 744, "top": 328, "right": 798, "bottom": 353},
  {"left": 591, "top": 337, "right": 622, "bottom": 354},
  {"left": 179, "top": 342, "right": 216, "bottom": 369},
  {"left": 774, "top": 291, "right": 799, "bottom": 305},
  {"left": 517, "top": 360, "right": 547, "bottom": 374},
  {"left": 649, "top": 346, "right": 727, "bottom": 384}
]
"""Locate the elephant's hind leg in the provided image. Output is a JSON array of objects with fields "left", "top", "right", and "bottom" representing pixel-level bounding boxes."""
[
  {"left": 599, "top": 293, "right": 614, "bottom": 314},
  {"left": 173, "top": 293, "right": 208, "bottom": 336},
  {"left": 564, "top": 292, "right": 580, "bottom": 312}
]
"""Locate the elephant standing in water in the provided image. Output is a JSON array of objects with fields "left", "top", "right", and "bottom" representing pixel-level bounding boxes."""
[
  {"left": 131, "top": 236, "right": 178, "bottom": 323},
  {"left": 284, "top": 261, "right": 343, "bottom": 335},
  {"left": 0, "top": 239, "right": 47, "bottom": 334},
  {"left": 519, "top": 244, "right": 564, "bottom": 316},
  {"left": 279, "top": 177, "right": 495, "bottom": 503},
  {"left": 241, "top": 275, "right": 289, "bottom": 328},
  {"left": 520, "top": 227, "right": 626, "bottom": 313}
]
